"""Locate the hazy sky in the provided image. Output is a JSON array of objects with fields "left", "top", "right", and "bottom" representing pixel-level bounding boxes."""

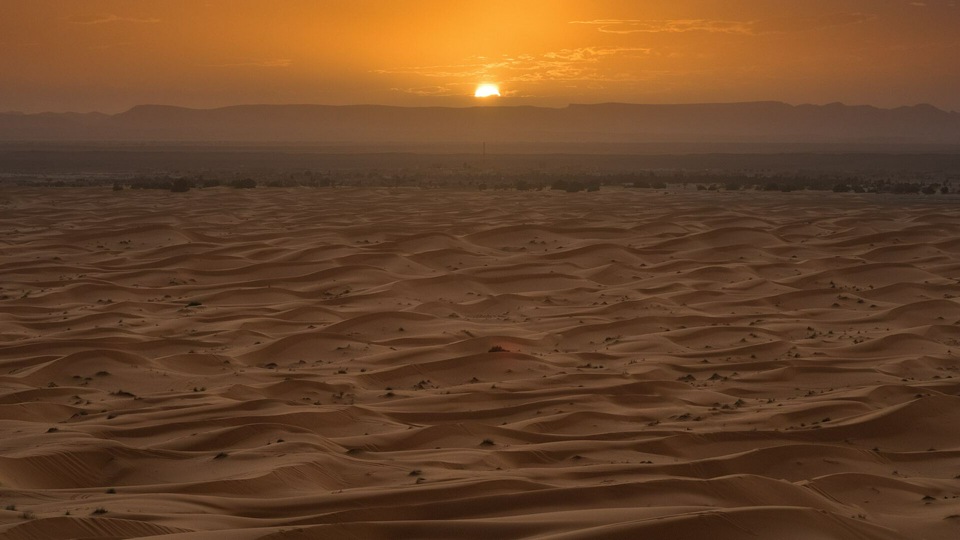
[{"left": 2, "top": 0, "right": 959, "bottom": 113}]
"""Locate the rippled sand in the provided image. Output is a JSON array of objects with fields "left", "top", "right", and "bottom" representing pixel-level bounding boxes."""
[{"left": 1, "top": 187, "right": 959, "bottom": 539}]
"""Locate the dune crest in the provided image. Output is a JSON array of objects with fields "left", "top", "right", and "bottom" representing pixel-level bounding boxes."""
[{"left": 1, "top": 187, "right": 959, "bottom": 539}]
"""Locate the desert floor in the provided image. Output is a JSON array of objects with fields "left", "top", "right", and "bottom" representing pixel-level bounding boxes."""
[{"left": 1, "top": 186, "right": 959, "bottom": 539}]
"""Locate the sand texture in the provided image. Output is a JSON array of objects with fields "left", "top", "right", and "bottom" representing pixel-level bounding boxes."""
[{"left": 1, "top": 187, "right": 959, "bottom": 539}]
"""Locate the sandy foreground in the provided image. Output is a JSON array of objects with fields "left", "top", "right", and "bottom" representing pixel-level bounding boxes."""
[{"left": 1, "top": 186, "right": 959, "bottom": 539}]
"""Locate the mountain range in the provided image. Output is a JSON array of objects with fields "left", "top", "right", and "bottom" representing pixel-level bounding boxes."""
[{"left": 1, "top": 102, "right": 959, "bottom": 144}]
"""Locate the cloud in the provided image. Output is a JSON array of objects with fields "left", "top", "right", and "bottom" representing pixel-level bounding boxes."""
[
  {"left": 88, "top": 42, "right": 135, "bottom": 51},
  {"left": 754, "top": 12, "right": 877, "bottom": 33},
  {"left": 571, "top": 19, "right": 753, "bottom": 35},
  {"left": 572, "top": 13, "right": 875, "bottom": 36},
  {"left": 206, "top": 59, "right": 294, "bottom": 68},
  {"left": 68, "top": 14, "right": 161, "bottom": 25},
  {"left": 377, "top": 62, "right": 490, "bottom": 79},
  {"left": 543, "top": 47, "right": 652, "bottom": 61},
  {"left": 375, "top": 47, "right": 652, "bottom": 84},
  {"left": 392, "top": 85, "right": 457, "bottom": 96}
]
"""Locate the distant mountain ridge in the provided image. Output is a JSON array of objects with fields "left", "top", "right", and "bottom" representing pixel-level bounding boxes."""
[{"left": 1, "top": 102, "right": 958, "bottom": 144}]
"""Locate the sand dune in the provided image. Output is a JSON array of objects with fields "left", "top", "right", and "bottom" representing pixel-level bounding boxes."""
[{"left": 1, "top": 187, "right": 959, "bottom": 539}]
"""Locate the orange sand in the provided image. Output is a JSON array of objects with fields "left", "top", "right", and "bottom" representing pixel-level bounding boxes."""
[{"left": 1, "top": 186, "right": 959, "bottom": 539}]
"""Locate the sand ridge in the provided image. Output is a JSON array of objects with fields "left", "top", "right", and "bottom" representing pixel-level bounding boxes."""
[{"left": 1, "top": 187, "right": 959, "bottom": 539}]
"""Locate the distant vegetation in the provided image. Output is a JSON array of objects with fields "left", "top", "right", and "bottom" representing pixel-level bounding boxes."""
[
  {"left": 170, "top": 178, "right": 193, "bottom": 192},
  {"left": 231, "top": 178, "right": 257, "bottom": 189},
  {"left": 9, "top": 168, "right": 957, "bottom": 195}
]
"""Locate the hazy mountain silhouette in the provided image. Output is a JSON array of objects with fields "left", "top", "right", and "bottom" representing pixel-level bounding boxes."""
[{"left": 1, "top": 102, "right": 958, "bottom": 144}]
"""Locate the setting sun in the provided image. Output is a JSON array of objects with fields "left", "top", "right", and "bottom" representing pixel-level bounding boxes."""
[{"left": 474, "top": 84, "right": 501, "bottom": 98}]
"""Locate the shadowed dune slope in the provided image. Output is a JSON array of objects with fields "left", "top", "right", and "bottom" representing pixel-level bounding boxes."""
[{"left": 1, "top": 187, "right": 959, "bottom": 539}]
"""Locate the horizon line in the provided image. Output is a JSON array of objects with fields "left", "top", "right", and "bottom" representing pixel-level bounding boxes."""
[{"left": 4, "top": 100, "right": 955, "bottom": 117}]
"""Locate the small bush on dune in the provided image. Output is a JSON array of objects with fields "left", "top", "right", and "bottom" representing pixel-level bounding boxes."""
[
  {"left": 232, "top": 178, "right": 257, "bottom": 189},
  {"left": 170, "top": 178, "right": 194, "bottom": 193}
]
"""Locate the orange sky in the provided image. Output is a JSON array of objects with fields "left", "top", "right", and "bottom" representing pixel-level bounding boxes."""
[{"left": 2, "top": 0, "right": 959, "bottom": 113}]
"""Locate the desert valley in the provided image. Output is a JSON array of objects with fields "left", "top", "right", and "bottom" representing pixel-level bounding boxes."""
[{"left": 1, "top": 185, "right": 959, "bottom": 539}]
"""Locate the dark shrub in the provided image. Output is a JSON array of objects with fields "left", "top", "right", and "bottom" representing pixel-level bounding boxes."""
[{"left": 170, "top": 178, "right": 193, "bottom": 192}]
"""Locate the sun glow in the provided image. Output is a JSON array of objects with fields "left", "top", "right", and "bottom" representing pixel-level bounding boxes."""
[{"left": 474, "top": 84, "right": 501, "bottom": 98}]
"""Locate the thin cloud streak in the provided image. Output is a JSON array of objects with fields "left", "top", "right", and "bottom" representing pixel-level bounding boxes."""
[
  {"left": 206, "top": 59, "right": 294, "bottom": 68},
  {"left": 571, "top": 13, "right": 876, "bottom": 35},
  {"left": 68, "top": 14, "right": 162, "bottom": 25},
  {"left": 391, "top": 85, "right": 458, "bottom": 96},
  {"left": 376, "top": 47, "right": 652, "bottom": 84},
  {"left": 571, "top": 19, "right": 753, "bottom": 35}
]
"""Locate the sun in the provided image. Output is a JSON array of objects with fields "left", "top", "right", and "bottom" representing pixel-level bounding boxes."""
[{"left": 474, "top": 84, "right": 501, "bottom": 98}]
